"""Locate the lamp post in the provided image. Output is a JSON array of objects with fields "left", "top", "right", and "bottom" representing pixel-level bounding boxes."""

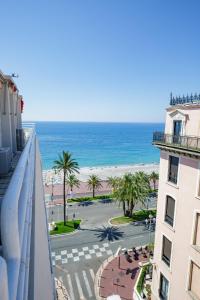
[
  {"left": 149, "top": 214, "right": 153, "bottom": 245},
  {"left": 51, "top": 176, "right": 54, "bottom": 200}
]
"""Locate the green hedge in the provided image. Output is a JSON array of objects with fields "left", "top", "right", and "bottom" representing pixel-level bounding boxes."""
[
  {"left": 136, "top": 265, "right": 149, "bottom": 294},
  {"left": 68, "top": 194, "right": 113, "bottom": 203},
  {"left": 133, "top": 209, "right": 156, "bottom": 221},
  {"left": 50, "top": 220, "right": 81, "bottom": 235}
]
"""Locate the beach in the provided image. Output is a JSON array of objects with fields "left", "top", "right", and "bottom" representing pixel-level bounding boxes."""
[
  {"left": 43, "top": 163, "right": 159, "bottom": 184},
  {"left": 44, "top": 163, "right": 159, "bottom": 202}
]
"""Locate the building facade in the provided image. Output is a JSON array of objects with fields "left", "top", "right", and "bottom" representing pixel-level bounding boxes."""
[
  {"left": 0, "top": 70, "right": 55, "bottom": 300},
  {"left": 152, "top": 95, "right": 200, "bottom": 300}
]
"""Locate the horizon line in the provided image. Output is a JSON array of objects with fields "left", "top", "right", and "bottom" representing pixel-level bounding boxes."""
[{"left": 22, "top": 120, "right": 164, "bottom": 124}]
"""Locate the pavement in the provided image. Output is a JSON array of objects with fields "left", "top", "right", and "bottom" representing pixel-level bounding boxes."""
[
  {"left": 99, "top": 251, "right": 148, "bottom": 300},
  {"left": 47, "top": 197, "right": 157, "bottom": 228},
  {"left": 50, "top": 198, "right": 156, "bottom": 300}
]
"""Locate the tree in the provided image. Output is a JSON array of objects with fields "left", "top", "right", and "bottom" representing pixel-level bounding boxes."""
[
  {"left": 53, "top": 151, "right": 79, "bottom": 225},
  {"left": 87, "top": 174, "right": 102, "bottom": 198},
  {"left": 149, "top": 171, "right": 159, "bottom": 190},
  {"left": 114, "top": 172, "right": 149, "bottom": 217},
  {"left": 107, "top": 176, "right": 120, "bottom": 193},
  {"left": 113, "top": 177, "right": 127, "bottom": 216},
  {"left": 66, "top": 174, "right": 80, "bottom": 193}
]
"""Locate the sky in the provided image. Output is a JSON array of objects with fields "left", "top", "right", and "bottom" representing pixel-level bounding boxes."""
[{"left": 1, "top": 0, "right": 200, "bottom": 122}]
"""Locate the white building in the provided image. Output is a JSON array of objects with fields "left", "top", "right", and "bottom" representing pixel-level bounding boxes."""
[
  {"left": 152, "top": 94, "right": 200, "bottom": 300},
  {"left": 0, "top": 70, "right": 55, "bottom": 300}
]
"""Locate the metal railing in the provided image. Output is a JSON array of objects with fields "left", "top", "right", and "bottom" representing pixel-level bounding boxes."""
[
  {"left": 0, "top": 126, "right": 55, "bottom": 300},
  {"left": 170, "top": 93, "right": 200, "bottom": 106},
  {"left": 153, "top": 132, "right": 200, "bottom": 152},
  {"left": 0, "top": 128, "right": 35, "bottom": 300}
]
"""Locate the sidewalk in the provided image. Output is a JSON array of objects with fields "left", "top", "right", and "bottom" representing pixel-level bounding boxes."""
[{"left": 97, "top": 250, "right": 149, "bottom": 300}]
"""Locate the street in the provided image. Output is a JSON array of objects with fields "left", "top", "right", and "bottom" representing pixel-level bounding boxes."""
[{"left": 50, "top": 198, "right": 156, "bottom": 300}]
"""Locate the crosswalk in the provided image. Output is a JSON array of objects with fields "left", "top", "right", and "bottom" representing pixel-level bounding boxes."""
[
  {"left": 52, "top": 242, "right": 113, "bottom": 265},
  {"left": 63, "top": 268, "right": 96, "bottom": 300}
]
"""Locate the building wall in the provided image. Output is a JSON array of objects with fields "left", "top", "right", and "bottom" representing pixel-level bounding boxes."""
[
  {"left": 0, "top": 71, "right": 22, "bottom": 154},
  {"left": 152, "top": 105, "right": 200, "bottom": 300},
  {"left": 165, "top": 105, "right": 200, "bottom": 137}
]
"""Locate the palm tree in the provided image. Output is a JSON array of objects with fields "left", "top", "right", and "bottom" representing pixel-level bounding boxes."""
[
  {"left": 113, "top": 177, "right": 127, "bottom": 216},
  {"left": 129, "top": 172, "right": 150, "bottom": 215},
  {"left": 149, "top": 171, "right": 159, "bottom": 190},
  {"left": 87, "top": 174, "right": 102, "bottom": 198},
  {"left": 114, "top": 172, "right": 149, "bottom": 216},
  {"left": 53, "top": 151, "right": 79, "bottom": 225},
  {"left": 107, "top": 176, "right": 120, "bottom": 193},
  {"left": 66, "top": 174, "right": 80, "bottom": 193}
]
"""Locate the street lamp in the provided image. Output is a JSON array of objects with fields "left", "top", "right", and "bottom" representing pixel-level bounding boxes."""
[
  {"left": 51, "top": 176, "right": 54, "bottom": 199},
  {"left": 149, "top": 214, "right": 153, "bottom": 245}
]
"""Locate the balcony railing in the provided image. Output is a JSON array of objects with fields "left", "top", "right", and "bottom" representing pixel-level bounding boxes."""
[
  {"left": 153, "top": 132, "right": 200, "bottom": 152},
  {"left": 0, "top": 126, "right": 55, "bottom": 300}
]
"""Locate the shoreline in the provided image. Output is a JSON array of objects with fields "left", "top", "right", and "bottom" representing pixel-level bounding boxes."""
[{"left": 43, "top": 162, "right": 159, "bottom": 184}]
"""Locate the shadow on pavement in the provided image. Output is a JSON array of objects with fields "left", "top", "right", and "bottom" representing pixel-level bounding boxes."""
[{"left": 94, "top": 226, "right": 124, "bottom": 242}]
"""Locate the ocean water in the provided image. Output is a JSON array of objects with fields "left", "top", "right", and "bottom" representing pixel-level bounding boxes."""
[{"left": 35, "top": 122, "right": 164, "bottom": 170}]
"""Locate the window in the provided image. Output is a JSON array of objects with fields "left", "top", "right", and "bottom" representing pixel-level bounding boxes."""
[
  {"left": 168, "top": 156, "right": 179, "bottom": 184},
  {"left": 189, "top": 262, "right": 200, "bottom": 300},
  {"left": 193, "top": 213, "right": 200, "bottom": 250},
  {"left": 198, "top": 180, "right": 200, "bottom": 197},
  {"left": 159, "top": 273, "right": 169, "bottom": 300},
  {"left": 165, "top": 196, "right": 175, "bottom": 227},
  {"left": 162, "top": 236, "right": 172, "bottom": 266}
]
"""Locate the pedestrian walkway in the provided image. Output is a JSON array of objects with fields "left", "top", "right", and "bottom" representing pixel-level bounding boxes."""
[
  {"left": 52, "top": 242, "right": 113, "bottom": 265},
  {"left": 58, "top": 267, "right": 96, "bottom": 300},
  {"left": 99, "top": 250, "right": 149, "bottom": 300}
]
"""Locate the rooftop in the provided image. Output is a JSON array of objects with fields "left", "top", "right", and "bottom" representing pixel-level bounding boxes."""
[{"left": 170, "top": 93, "right": 200, "bottom": 106}]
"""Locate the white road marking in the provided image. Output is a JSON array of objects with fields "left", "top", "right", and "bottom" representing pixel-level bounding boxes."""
[
  {"left": 83, "top": 246, "right": 89, "bottom": 251},
  {"left": 67, "top": 274, "right": 75, "bottom": 300},
  {"left": 75, "top": 272, "right": 85, "bottom": 299},
  {"left": 85, "top": 254, "right": 92, "bottom": 259},
  {"left": 55, "top": 255, "right": 61, "bottom": 260},
  {"left": 93, "top": 245, "right": 99, "bottom": 249},
  {"left": 72, "top": 248, "right": 78, "bottom": 253},
  {"left": 62, "top": 258, "right": 68, "bottom": 264},
  {"left": 82, "top": 270, "right": 93, "bottom": 297},
  {"left": 74, "top": 256, "right": 80, "bottom": 262},
  {"left": 89, "top": 269, "right": 95, "bottom": 281}
]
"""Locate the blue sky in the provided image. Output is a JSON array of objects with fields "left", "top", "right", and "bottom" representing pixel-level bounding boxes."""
[{"left": 1, "top": 0, "right": 200, "bottom": 122}]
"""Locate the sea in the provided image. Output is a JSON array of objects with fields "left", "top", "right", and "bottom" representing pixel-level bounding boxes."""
[{"left": 35, "top": 122, "right": 164, "bottom": 170}]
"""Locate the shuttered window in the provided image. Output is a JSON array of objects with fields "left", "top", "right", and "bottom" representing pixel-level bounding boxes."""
[
  {"left": 168, "top": 156, "right": 179, "bottom": 184},
  {"left": 165, "top": 196, "right": 175, "bottom": 227},
  {"left": 162, "top": 236, "right": 172, "bottom": 266},
  {"left": 190, "top": 262, "right": 200, "bottom": 300}
]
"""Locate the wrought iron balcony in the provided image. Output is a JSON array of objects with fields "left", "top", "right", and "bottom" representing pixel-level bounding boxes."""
[
  {"left": 153, "top": 132, "right": 200, "bottom": 154},
  {"left": 170, "top": 93, "right": 200, "bottom": 106}
]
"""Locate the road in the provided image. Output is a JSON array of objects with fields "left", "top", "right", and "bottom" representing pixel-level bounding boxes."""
[
  {"left": 47, "top": 197, "right": 157, "bottom": 228},
  {"left": 50, "top": 198, "right": 156, "bottom": 300}
]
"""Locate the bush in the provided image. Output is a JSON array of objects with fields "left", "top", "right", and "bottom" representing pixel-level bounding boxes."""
[
  {"left": 137, "top": 265, "right": 148, "bottom": 294},
  {"left": 73, "top": 222, "right": 79, "bottom": 229},
  {"left": 133, "top": 209, "right": 156, "bottom": 221},
  {"left": 69, "top": 194, "right": 113, "bottom": 203}
]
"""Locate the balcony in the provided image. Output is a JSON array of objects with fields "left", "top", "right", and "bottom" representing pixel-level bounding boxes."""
[
  {"left": 153, "top": 132, "right": 200, "bottom": 157},
  {"left": 0, "top": 126, "right": 55, "bottom": 300}
]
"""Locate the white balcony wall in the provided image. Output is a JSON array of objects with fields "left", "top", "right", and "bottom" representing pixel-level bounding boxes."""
[{"left": 0, "top": 129, "right": 55, "bottom": 300}]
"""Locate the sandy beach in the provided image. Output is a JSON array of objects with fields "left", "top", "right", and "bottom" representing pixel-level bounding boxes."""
[
  {"left": 43, "top": 163, "right": 159, "bottom": 184},
  {"left": 44, "top": 163, "right": 159, "bottom": 203}
]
